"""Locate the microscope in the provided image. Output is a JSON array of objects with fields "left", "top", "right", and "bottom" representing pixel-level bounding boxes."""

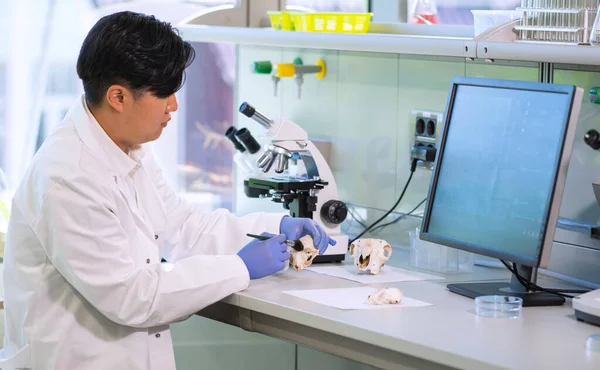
[{"left": 234, "top": 102, "right": 349, "bottom": 263}]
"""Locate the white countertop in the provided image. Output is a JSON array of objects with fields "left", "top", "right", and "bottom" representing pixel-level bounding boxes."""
[{"left": 211, "top": 248, "right": 600, "bottom": 370}]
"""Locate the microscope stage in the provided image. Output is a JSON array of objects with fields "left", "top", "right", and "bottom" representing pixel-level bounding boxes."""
[{"left": 248, "top": 177, "right": 325, "bottom": 192}]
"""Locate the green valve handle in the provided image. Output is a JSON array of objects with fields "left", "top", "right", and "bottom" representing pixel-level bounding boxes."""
[
  {"left": 590, "top": 87, "right": 600, "bottom": 104},
  {"left": 251, "top": 61, "right": 273, "bottom": 74}
]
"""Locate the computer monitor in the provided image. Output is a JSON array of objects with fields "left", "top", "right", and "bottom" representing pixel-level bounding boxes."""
[{"left": 420, "top": 77, "right": 583, "bottom": 307}]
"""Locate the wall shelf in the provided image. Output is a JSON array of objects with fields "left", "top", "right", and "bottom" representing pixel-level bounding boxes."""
[
  {"left": 178, "top": 25, "right": 473, "bottom": 59},
  {"left": 477, "top": 40, "right": 600, "bottom": 66},
  {"left": 178, "top": 20, "right": 600, "bottom": 67},
  {"left": 474, "top": 19, "right": 600, "bottom": 66}
]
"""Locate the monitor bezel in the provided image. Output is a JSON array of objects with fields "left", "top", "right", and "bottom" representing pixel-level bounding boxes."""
[{"left": 420, "top": 76, "right": 582, "bottom": 269}]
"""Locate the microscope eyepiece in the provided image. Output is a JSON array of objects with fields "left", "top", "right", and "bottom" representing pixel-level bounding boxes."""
[
  {"left": 239, "top": 102, "right": 255, "bottom": 118},
  {"left": 584, "top": 129, "right": 600, "bottom": 150},
  {"left": 238, "top": 102, "right": 273, "bottom": 129},
  {"left": 225, "top": 126, "right": 246, "bottom": 153},
  {"left": 235, "top": 128, "right": 261, "bottom": 154}
]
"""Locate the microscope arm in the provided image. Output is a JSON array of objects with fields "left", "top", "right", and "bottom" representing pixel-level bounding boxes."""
[{"left": 268, "top": 127, "right": 347, "bottom": 245}]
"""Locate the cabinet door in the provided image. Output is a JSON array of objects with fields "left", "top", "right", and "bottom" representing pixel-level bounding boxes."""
[
  {"left": 171, "top": 315, "right": 295, "bottom": 370},
  {"left": 297, "top": 346, "right": 380, "bottom": 370}
]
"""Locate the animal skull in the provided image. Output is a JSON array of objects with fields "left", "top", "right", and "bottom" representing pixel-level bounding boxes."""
[
  {"left": 288, "top": 235, "right": 319, "bottom": 271},
  {"left": 349, "top": 238, "right": 392, "bottom": 275},
  {"left": 367, "top": 287, "right": 403, "bottom": 305}
]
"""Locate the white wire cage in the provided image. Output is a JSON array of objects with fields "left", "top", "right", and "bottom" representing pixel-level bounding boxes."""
[{"left": 515, "top": 0, "right": 600, "bottom": 44}]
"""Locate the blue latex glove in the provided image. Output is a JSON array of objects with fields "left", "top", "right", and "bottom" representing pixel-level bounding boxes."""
[
  {"left": 237, "top": 232, "right": 291, "bottom": 280},
  {"left": 279, "top": 217, "right": 336, "bottom": 255}
]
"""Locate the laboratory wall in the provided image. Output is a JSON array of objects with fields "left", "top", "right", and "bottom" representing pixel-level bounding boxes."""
[
  {"left": 234, "top": 48, "right": 600, "bottom": 279},
  {"left": 233, "top": 49, "right": 600, "bottom": 290},
  {"left": 234, "top": 46, "right": 540, "bottom": 248}
]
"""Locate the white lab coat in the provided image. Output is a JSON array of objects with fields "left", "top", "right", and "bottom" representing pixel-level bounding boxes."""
[{"left": 0, "top": 96, "right": 283, "bottom": 370}]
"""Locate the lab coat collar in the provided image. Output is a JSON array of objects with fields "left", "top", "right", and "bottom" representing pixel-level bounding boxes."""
[
  {"left": 68, "top": 95, "right": 144, "bottom": 177},
  {"left": 68, "top": 95, "right": 157, "bottom": 238}
]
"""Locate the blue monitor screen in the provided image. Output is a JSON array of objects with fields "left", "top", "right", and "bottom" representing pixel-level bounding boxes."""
[{"left": 426, "top": 84, "right": 572, "bottom": 263}]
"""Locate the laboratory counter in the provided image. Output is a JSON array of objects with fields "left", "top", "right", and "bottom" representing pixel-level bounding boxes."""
[{"left": 196, "top": 247, "right": 600, "bottom": 370}]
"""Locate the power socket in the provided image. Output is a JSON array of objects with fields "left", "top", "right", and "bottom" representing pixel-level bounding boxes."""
[{"left": 409, "top": 109, "right": 443, "bottom": 170}]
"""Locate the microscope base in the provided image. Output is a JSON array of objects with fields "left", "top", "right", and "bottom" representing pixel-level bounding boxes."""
[
  {"left": 313, "top": 254, "right": 345, "bottom": 264},
  {"left": 313, "top": 234, "right": 348, "bottom": 263}
]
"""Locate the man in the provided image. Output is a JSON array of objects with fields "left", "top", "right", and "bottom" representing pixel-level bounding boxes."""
[{"left": 0, "top": 11, "right": 335, "bottom": 370}]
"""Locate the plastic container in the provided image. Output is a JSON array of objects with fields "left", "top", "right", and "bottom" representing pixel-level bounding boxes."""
[
  {"left": 409, "top": 228, "right": 474, "bottom": 273},
  {"left": 0, "top": 198, "right": 8, "bottom": 229},
  {"left": 475, "top": 296, "right": 522, "bottom": 319},
  {"left": 269, "top": 11, "right": 372, "bottom": 33},
  {"left": 471, "top": 10, "right": 523, "bottom": 37},
  {"left": 515, "top": 1, "right": 597, "bottom": 44},
  {"left": 0, "top": 168, "right": 9, "bottom": 237},
  {"left": 294, "top": 12, "right": 372, "bottom": 33},
  {"left": 268, "top": 11, "right": 297, "bottom": 31},
  {"left": 586, "top": 334, "right": 600, "bottom": 353},
  {"left": 590, "top": 5, "right": 600, "bottom": 46},
  {"left": 0, "top": 231, "right": 5, "bottom": 260},
  {"left": 409, "top": 0, "right": 438, "bottom": 25}
]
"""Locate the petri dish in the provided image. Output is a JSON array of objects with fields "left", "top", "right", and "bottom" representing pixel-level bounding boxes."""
[
  {"left": 586, "top": 334, "right": 600, "bottom": 353},
  {"left": 475, "top": 295, "right": 522, "bottom": 319}
]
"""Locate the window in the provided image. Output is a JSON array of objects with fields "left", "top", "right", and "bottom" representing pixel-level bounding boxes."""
[
  {"left": 285, "top": 0, "right": 522, "bottom": 23},
  {"left": 92, "top": 0, "right": 236, "bottom": 7},
  {"left": 0, "top": 63, "right": 5, "bottom": 168},
  {"left": 176, "top": 41, "right": 236, "bottom": 210},
  {"left": 0, "top": 0, "right": 240, "bottom": 213},
  {"left": 46, "top": 64, "right": 80, "bottom": 96},
  {"left": 89, "top": 1, "right": 241, "bottom": 211},
  {"left": 409, "top": 0, "right": 521, "bottom": 25},
  {"left": 1, "top": 0, "right": 77, "bottom": 189},
  {"left": 285, "top": 0, "right": 367, "bottom": 12}
]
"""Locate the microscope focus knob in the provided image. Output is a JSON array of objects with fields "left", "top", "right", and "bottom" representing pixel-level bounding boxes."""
[
  {"left": 585, "top": 129, "right": 600, "bottom": 150},
  {"left": 321, "top": 200, "right": 348, "bottom": 225}
]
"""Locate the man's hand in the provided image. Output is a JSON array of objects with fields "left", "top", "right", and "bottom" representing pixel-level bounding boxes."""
[
  {"left": 279, "top": 217, "right": 336, "bottom": 255},
  {"left": 237, "top": 233, "right": 290, "bottom": 279}
]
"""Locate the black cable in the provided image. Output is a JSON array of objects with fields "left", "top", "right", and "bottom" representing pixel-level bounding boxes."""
[
  {"left": 500, "top": 260, "right": 590, "bottom": 298},
  {"left": 501, "top": 261, "right": 572, "bottom": 298},
  {"left": 348, "top": 208, "right": 367, "bottom": 227},
  {"left": 370, "top": 198, "right": 427, "bottom": 234},
  {"left": 508, "top": 261, "right": 590, "bottom": 294},
  {"left": 346, "top": 206, "right": 368, "bottom": 229},
  {"left": 349, "top": 159, "right": 418, "bottom": 245}
]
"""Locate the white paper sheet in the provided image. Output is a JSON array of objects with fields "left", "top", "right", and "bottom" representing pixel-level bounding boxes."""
[
  {"left": 283, "top": 287, "right": 433, "bottom": 310},
  {"left": 304, "top": 264, "right": 443, "bottom": 284}
]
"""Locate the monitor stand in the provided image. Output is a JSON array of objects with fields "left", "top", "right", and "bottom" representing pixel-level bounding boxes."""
[{"left": 447, "top": 264, "right": 565, "bottom": 307}]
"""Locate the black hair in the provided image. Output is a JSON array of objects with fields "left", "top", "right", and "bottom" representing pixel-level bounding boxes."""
[{"left": 76, "top": 11, "right": 196, "bottom": 107}]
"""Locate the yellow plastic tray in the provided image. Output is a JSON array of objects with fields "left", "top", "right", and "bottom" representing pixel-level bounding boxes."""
[
  {"left": 268, "top": 11, "right": 296, "bottom": 31},
  {"left": 294, "top": 12, "right": 372, "bottom": 33},
  {"left": 269, "top": 12, "right": 372, "bottom": 33}
]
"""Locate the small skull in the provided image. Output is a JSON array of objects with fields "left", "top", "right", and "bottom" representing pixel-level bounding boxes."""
[
  {"left": 289, "top": 235, "right": 319, "bottom": 271},
  {"left": 367, "top": 287, "right": 403, "bottom": 305},
  {"left": 349, "top": 238, "right": 392, "bottom": 275}
]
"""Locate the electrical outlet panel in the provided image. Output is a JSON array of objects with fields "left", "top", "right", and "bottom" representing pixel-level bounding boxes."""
[{"left": 409, "top": 109, "right": 443, "bottom": 170}]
